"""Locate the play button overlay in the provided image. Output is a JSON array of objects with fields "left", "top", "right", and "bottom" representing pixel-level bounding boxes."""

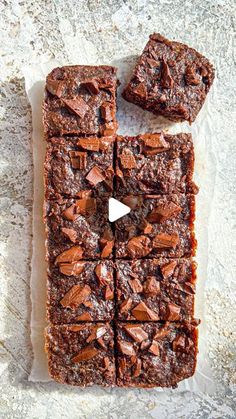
[{"left": 108, "top": 197, "right": 131, "bottom": 222}]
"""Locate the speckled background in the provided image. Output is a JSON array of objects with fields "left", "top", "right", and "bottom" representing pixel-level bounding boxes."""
[{"left": 0, "top": 0, "right": 236, "bottom": 418}]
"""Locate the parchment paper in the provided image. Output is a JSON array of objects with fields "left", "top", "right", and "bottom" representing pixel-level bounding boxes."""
[{"left": 23, "top": 59, "right": 216, "bottom": 393}]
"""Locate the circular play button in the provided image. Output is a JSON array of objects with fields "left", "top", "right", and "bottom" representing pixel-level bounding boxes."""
[{"left": 108, "top": 197, "right": 131, "bottom": 222}]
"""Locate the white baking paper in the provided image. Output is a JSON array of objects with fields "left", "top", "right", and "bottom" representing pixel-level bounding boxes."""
[{"left": 23, "top": 59, "right": 216, "bottom": 393}]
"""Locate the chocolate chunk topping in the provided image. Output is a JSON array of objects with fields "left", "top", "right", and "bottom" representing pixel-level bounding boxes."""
[
  {"left": 147, "top": 202, "right": 182, "bottom": 223},
  {"left": 76, "top": 312, "right": 92, "bottom": 321},
  {"left": 55, "top": 246, "right": 83, "bottom": 264},
  {"left": 120, "top": 149, "right": 137, "bottom": 169},
  {"left": 100, "top": 102, "right": 114, "bottom": 121},
  {"left": 81, "top": 79, "right": 100, "bottom": 94},
  {"left": 46, "top": 79, "right": 65, "bottom": 97},
  {"left": 62, "top": 204, "right": 79, "bottom": 221},
  {"left": 153, "top": 233, "right": 179, "bottom": 249},
  {"left": 185, "top": 65, "right": 201, "bottom": 86},
  {"left": 122, "top": 195, "right": 143, "bottom": 209},
  {"left": 60, "top": 284, "right": 91, "bottom": 309},
  {"left": 120, "top": 298, "right": 132, "bottom": 313},
  {"left": 131, "top": 301, "right": 159, "bottom": 321},
  {"left": 140, "top": 133, "right": 169, "bottom": 152},
  {"left": 105, "top": 285, "right": 114, "bottom": 300},
  {"left": 86, "top": 166, "right": 105, "bottom": 185},
  {"left": 78, "top": 137, "right": 100, "bottom": 151},
  {"left": 59, "top": 261, "right": 85, "bottom": 276},
  {"left": 143, "top": 276, "right": 160, "bottom": 296},
  {"left": 148, "top": 341, "right": 160, "bottom": 356},
  {"left": 161, "top": 59, "right": 174, "bottom": 89},
  {"left": 128, "top": 277, "right": 143, "bottom": 293},
  {"left": 62, "top": 97, "right": 89, "bottom": 118},
  {"left": 127, "top": 235, "right": 151, "bottom": 258},
  {"left": 133, "top": 82, "right": 147, "bottom": 98},
  {"left": 172, "top": 334, "right": 186, "bottom": 352},
  {"left": 95, "top": 263, "right": 112, "bottom": 285},
  {"left": 161, "top": 260, "right": 177, "bottom": 279},
  {"left": 133, "top": 358, "right": 142, "bottom": 377},
  {"left": 86, "top": 325, "right": 107, "bottom": 343},
  {"left": 166, "top": 302, "right": 181, "bottom": 320},
  {"left": 61, "top": 227, "right": 77, "bottom": 243},
  {"left": 76, "top": 198, "right": 97, "bottom": 216},
  {"left": 72, "top": 346, "right": 98, "bottom": 363},
  {"left": 69, "top": 151, "right": 87, "bottom": 169},
  {"left": 118, "top": 340, "right": 136, "bottom": 356},
  {"left": 123, "top": 325, "right": 148, "bottom": 342}
]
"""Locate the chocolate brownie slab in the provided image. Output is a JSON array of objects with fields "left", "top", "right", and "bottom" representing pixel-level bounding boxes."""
[
  {"left": 45, "top": 136, "right": 114, "bottom": 198},
  {"left": 43, "top": 65, "right": 118, "bottom": 138},
  {"left": 123, "top": 33, "right": 214, "bottom": 123},
  {"left": 116, "top": 258, "right": 196, "bottom": 321},
  {"left": 45, "top": 323, "right": 115, "bottom": 386},
  {"left": 115, "top": 133, "right": 198, "bottom": 196},
  {"left": 114, "top": 194, "right": 196, "bottom": 259},
  {"left": 116, "top": 321, "right": 198, "bottom": 388},
  {"left": 47, "top": 260, "right": 114, "bottom": 323},
  {"left": 45, "top": 194, "right": 113, "bottom": 261}
]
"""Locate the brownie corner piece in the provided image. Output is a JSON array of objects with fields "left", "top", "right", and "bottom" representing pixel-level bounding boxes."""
[
  {"left": 43, "top": 65, "right": 118, "bottom": 138},
  {"left": 45, "top": 323, "right": 115, "bottom": 386},
  {"left": 47, "top": 260, "right": 114, "bottom": 323},
  {"left": 122, "top": 33, "right": 214, "bottom": 123},
  {"left": 116, "top": 321, "right": 198, "bottom": 388},
  {"left": 115, "top": 132, "right": 198, "bottom": 196},
  {"left": 45, "top": 136, "right": 114, "bottom": 198},
  {"left": 115, "top": 258, "right": 196, "bottom": 321}
]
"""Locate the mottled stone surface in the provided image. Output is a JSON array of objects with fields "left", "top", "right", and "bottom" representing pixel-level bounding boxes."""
[{"left": 0, "top": 0, "right": 236, "bottom": 418}]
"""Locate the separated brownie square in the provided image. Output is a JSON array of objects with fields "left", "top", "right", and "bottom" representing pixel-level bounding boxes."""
[
  {"left": 43, "top": 65, "right": 118, "bottom": 138},
  {"left": 45, "top": 194, "right": 113, "bottom": 261},
  {"left": 115, "top": 133, "right": 197, "bottom": 196},
  {"left": 123, "top": 33, "right": 214, "bottom": 123},
  {"left": 45, "top": 136, "right": 114, "bottom": 198},
  {"left": 46, "top": 323, "right": 115, "bottom": 386},
  {"left": 114, "top": 194, "right": 196, "bottom": 259},
  {"left": 116, "top": 321, "right": 198, "bottom": 388},
  {"left": 116, "top": 258, "right": 196, "bottom": 321},
  {"left": 47, "top": 260, "right": 114, "bottom": 323}
]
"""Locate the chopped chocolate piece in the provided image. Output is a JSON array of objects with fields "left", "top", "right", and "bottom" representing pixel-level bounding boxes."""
[
  {"left": 46, "top": 323, "right": 115, "bottom": 386},
  {"left": 116, "top": 322, "right": 198, "bottom": 388},
  {"left": 115, "top": 258, "right": 196, "bottom": 321},
  {"left": 47, "top": 260, "right": 114, "bottom": 323},
  {"left": 122, "top": 33, "right": 214, "bottom": 123},
  {"left": 116, "top": 133, "right": 197, "bottom": 195},
  {"left": 45, "top": 195, "right": 112, "bottom": 260},
  {"left": 44, "top": 65, "right": 118, "bottom": 137},
  {"left": 45, "top": 137, "right": 114, "bottom": 198},
  {"left": 114, "top": 194, "right": 196, "bottom": 258}
]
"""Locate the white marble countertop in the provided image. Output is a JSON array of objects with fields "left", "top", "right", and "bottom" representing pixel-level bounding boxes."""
[{"left": 0, "top": 1, "right": 235, "bottom": 417}]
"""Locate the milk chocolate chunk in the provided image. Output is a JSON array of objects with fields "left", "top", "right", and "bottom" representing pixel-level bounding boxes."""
[
  {"left": 114, "top": 194, "right": 196, "bottom": 259},
  {"left": 46, "top": 323, "right": 115, "bottom": 386},
  {"left": 45, "top": 196, "right": 112, "bottom": 260},
  {"left": 44, "top": 65, "right": 118, "bottom": 137},
  {"left": 45, "top": 136, "right": 114, "bottom": 198},
  {"left": 123, "top": 33, "right": 214, "bottom": 123},
  {"left": 115, "top": 258, "right": 196, "bottom": 321},
  {"left": 47, "top": 260, "right": 114, "bottom": 323},
  {"left": 115, "top": 133, "right": 197, "bottom": 195},
  {"left": 116, "top": 322, "right": 198, "bottom": 388}
]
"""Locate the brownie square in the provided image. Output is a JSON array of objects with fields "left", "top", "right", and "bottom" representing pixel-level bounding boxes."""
[
  {"left": 45, "top": 136, "right": 114, "bottom": 198},
  {"left": 115, "top": 133, "right": 198, "bottom": 196},
  {"left": 45, "top": 195, "right": 113, "bottom": 261},
  {"left": 116, "top": 321, "right": 198, "bottom": 388},
  {"left": 47, "top": 260, "right": 114, "bottom": 323},
  {"left": 45, "top": 323, "right": 115, "bottom": 386},
  {"left": 114, "top": 194, "right": 196, "bottom": 259},
  {"left": 116, "top": 258, "right": 196, "bottom": 322},
  {"left": 43, "top": 65, "right": 118, "bottom": 138},
  {"left": 122, "top": 33, "right": 214, "bottom": 123}
]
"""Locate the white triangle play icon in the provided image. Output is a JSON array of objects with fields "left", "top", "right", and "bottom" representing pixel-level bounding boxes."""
[{"left": 108, "top": 198, "right": 131, "bottom": 222}]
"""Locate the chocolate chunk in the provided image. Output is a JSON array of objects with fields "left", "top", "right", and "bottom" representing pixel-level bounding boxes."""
[
  {"left": 78, "top": 137, "right": 100, "bottom": 151},
  {"left": 120, "top": 149, "right": 137, "bottom": 169},
  {"left": 128, "top": 277, "right": 143, "bottom": 293},
  {"left": 185, "top": 65, "right": 201, "bottom": 86},
  {"left": 76, "top": 312, "right": 93, "bottom": 321},
  {"left": 133, "top": 82, "right": 147, "bottom": 98},
  {"left": 172, "top": 334, "right": 186, "bottom": 352},
  {"left": 153, "top": 233, "right": 179, "bottom": 249},
  {"left": 148, "top": 341, "right": 160, "bottom": 356},
  {"left": 60, "top": 284, "right": 91, "bottom": 309},
  {"left": 55, "top": 246, "right": 83, "bottom": 264},
  {"left": 166, "top": 302, "right": 181, "bottom": 320},
  {"left": 104, "top": 285, "right": 114, "bottom": 300},
  {"left": 100, "top": 102, "right": 114, "bottom": 121},
  {"left": 86, "top": 325, "right": 107, "bottom": 343},
  {"left": 86, "top": 166, "right": 105, "bottom": 185},
  {"left": 127, "top": 235, "right": 151, "bottom": 258},
  {"left": 131, "top": 301, "right": 159, "bottom": 321},
  {"left": 61, "top": 227, "right": 77, "bottom": 243},
  {"left": 122, "top": 195, "right": 143, "bottom": 209},
  {"left": 123, "top": 325, "right": 148, "bottom": 342},
  {"left": 140, "top": 133, "right": 170, "bottom": 153},
  {"left": 62, "top": 204, "right": 79, "bottom": 221},
  {"left": 147, "top": 202, "right": 182, "bottom": 223},
  {"left": 81, "top": 79, "right": 100, "bottom": 94},
  {"left": 46, "top": 79, "right": 65, "bottom": 97},
  {"left": 100, "top": 240, "right": 114, "bottom": 258},
  {"left": 161, "top": 59, "right": 174, "bottom": 89},
  {"left": 62, "top": 97, "right": 89, "bottom": 118},
  {"left": 143, "top": 276, "right": 160, "bottom": 296},
  {"left": 75, "top": 197, "right": 97, "bottom": 216},
  {"left": 72, "top": 346, "right": 98, "bottom": 363},
  {"left": 142, "top": 219, "right": 153, "bottom": 234},
  {"left": 59, "top": 261, "right": 85, "bottom": 276},
  {"left": 120, "top": 298, "right": 133, "bottom": 314},
  {"left": 118, "top": 340, "right": 136, "bottom": 356},
  {"left": 95, "top": 263, "right": 113, "bottom": 285},
  {"left": 161, "top": 260, "right": 177, "bottom": 279},
  {"left": 69, "top": 151, "right": 87, "bottom": 169},
  {"left": 133, "top": 358, "right": 142, "bottom": 377}
]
